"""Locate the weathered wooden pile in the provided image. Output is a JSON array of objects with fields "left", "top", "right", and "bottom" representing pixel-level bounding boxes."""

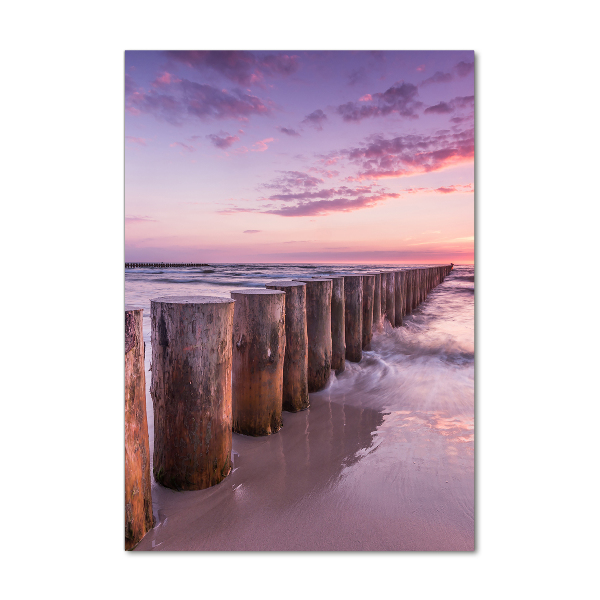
[{"left": 124, "top": 264, "right": 453, "bottom": 548}]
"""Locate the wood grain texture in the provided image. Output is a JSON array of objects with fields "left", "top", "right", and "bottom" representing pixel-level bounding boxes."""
[
  {"left": 265, "top": 282, "right": 309, "bottom": 412},
  {"left": 125, "top": 307, "right": 154, "bottom": 549},
  {"left": 231, "top": 290, "right": 286, "bottom": 435},
  {"left": 150, "top": 296, "right": 234, "bottom": 491}
]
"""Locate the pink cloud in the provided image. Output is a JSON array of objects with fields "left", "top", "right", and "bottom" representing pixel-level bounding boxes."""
[
  {"left": 170, "top": 141, "right": 195, "bottom": 152},
  {"left": 308, "top": 167, "right": 340, "bottom": 179},
  {"left": 152, "top": 72, "right": 182, "bottom": 87},
  {"left": 403, "top": 184, "right": 474, "bottom": 194},
  {"left": 434, "top": 184, "right": 474, "bottom": 194},
  {"left": 343, "top": 127, "right": 475, "bottom": 180},
  {"left": 359, "top": 94, "right": 372, "bottom": 102},
  {"left": 251, "top": 137, "right": 274, "bottom": 152},
  {"left": 126, "top": 215, "right": 156, "bottom": 223},
  {"left": 126, "top": 136, "right": 146, "bottom": 146}
]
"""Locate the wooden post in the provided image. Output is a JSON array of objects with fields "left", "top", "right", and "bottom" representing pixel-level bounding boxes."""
[
  {"left": 313, "top": 275, "right": 346, "bottom": 374},
  {"left": 361, "top": 273, "right": 376, "bottom": 349},
  {"left": 394, "top": 271, "right": 407, "bottom": 327},
  {"left": 384, "top": 271, "right": 395, "bottom": 326},
  {"left": 150, "top": 295, "right": 235, "bottom": 490},
  {"left": 230, "top": 289, "right": 286, "bottom": 435},
  {"left": 380, "top": 271, "right": 387, "bottom": 321},
  {"left": 125, "top": 307, "right": 154, "bottom": 550},
  {"left": 292, "top": 278, "right": 333, "bottom": 392},
  {"left": 265, "top": 281, "right": 309, "bottom": 412},
  {"left": 410, "top": 269, "right": 418, "bottom": 312},
  {"left": 343, "top": 275, "right": 363, "bottom": 362},
  {"left": 415, "top": 269, "right": 421, "bottom": 308},
  {"left": 373, "top": 272, "right": 382, "bottom": 330}
]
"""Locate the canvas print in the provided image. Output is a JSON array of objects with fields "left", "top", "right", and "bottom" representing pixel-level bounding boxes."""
[{"left": 124, "top": 50, "right": 474, "bottom": 551}]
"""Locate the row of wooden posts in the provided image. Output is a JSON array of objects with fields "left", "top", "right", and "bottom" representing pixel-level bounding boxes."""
[
  {"left": 125, "top": 262, "right": 210, "bottom": 268},
  {"left": 125, "top": 264, "right": 453, "bottom": 548}
]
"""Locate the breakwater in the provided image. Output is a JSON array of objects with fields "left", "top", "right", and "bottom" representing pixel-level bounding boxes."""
[{"left": 124, "top": 264, "right": 454, "bottom": 548}]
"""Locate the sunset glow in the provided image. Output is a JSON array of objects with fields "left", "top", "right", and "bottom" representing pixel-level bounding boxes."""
[{"left": 125, "top": 51, "right": 474, "bottom": 264}]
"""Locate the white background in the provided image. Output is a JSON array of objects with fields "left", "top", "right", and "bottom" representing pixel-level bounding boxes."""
[{"left": 2, "top": 1, "right": 598, "bottom": 598}]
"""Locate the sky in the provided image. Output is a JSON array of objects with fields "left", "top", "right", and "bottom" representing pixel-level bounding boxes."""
[{"left": 125, "top": 50, "right": 474, "bottom": 264}]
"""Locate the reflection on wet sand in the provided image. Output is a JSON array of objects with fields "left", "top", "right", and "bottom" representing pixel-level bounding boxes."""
[{"left": 135, "top": 394, "right": 385, "bottom": 550}]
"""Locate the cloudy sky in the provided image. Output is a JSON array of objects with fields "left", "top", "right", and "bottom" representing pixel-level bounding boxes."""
[{"left": 125, "top": 50, "right": 474, "bottom": 264}]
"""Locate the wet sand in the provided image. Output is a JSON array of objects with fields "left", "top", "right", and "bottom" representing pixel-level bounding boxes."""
[
  {"left": 136, "top": 356, "right": 473, "bottom": 550},
  {"left": 134, "top": 269, "right": 474, "bottom": 551}
]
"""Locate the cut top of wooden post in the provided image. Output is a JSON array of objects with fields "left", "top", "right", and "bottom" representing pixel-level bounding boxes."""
[
  {"left": 151, "top": 295, "right": 235, "bottom": 306},
  {"left": 230, "top": 288, "right": 286, "bottom": 298},
  {"left": 264, "top": 280, "right": 306, "bottom": 289},
  {"left": 293, "top": 276, "right": 333, "bottom": 282}
]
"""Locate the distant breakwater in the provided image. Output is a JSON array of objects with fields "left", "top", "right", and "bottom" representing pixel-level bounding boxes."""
[{"left": 125, "top": 263, "right": 209, "bottom": 268}]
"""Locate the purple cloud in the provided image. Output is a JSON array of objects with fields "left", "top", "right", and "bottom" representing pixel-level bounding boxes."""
[
  {"left": 164, "top": 51, "right": 299, "bottom": 86},
  {"left": 126, "top": 87, "right": 182, "bottom": 124},
  {"left": 267, "top": 185, "right": 374, "bottom": 202},
  {"left": 347, "top": 66, "right": 367, "bottom": 86},
  {"left": 453, "top": 95, "right": 475, "bottom": 108},
  {"left": 262, "top": 171, "right": 323, "bottom": 192},
  {"left": 243, "top": 229, "right": 261, "bottom": 233},
  {"left": 425, "top": 101, "right": 454, "bottom": 114},
  {"left": 221, "top": 183, "right": 399, "bottom": 217},
  {"left": 455, "top": 61, "right": 474, "bottom": 77},
  {"left": 207, "top": 132, "right": 240, "bottom": 149},
  {"left": 336, "top": 82, "right": 422, "bottom": 122},
  {"left": 262, "top": 191, "right": 400, "bottom": 217},
  {"left": 302, "top": 109, "right": 327, "bottom": 130},
  {"left": 181, "top": 79, "right": 271, "bottom": 121},
  {"left": 170, "top": 141, "right": 195, "bottom": 152},
  {"left": 421, "top": 71, "right": 453, "bottom": 86},
  {"left": 125, "top": 74, "right": 136, "bottom": 95},
  {"left": 125, "top": 78, "right": 272, "bottom": 124},
  {"left": 424, "top": 95, "right": 475, "bottom": 115},
  {"left": 277, "top": 126, "right": 300, "bottom": 137}
]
